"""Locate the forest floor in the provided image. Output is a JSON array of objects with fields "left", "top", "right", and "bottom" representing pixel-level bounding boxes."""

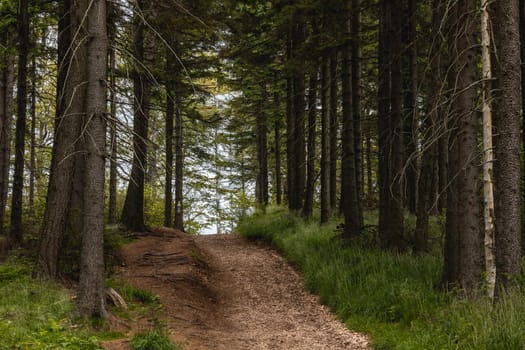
[{"left": 102, "top": 228, "right": 368, "bottom": 349}]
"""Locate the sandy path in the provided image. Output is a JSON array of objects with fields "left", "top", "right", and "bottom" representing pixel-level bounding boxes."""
[{"left": 107, "top": 230, "right": 368, "bottom": 349}]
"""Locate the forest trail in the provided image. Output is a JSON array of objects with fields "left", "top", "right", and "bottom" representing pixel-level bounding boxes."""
[{"left": 103, "top": 228, "right": 368, "bottom": 349}]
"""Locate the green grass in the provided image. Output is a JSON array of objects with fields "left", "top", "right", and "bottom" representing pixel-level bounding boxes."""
[
  {"left": 131, "top": 330, "right": 180, "bottom": 350},
  {"left": 0, "top": 257, "right": 101, "bottom": 349},
  {"left": 237, "top": 207, "right": 525, "bottom": 350}
]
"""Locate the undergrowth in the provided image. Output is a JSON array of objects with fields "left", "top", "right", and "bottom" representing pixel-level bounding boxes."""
[
  {"left": 237, "top": 206, "right": 525, "bottom": 349},
  {"left": 131, "top": 330, "right": 181, "bottom": 350},
  {"left": 0, "top": 256, "right": 101, "bottom": 349}
]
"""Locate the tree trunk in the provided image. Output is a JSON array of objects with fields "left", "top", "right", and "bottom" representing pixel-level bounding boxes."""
[
  {"left": 321, "top": 57, "right": 331, "bottom": 223},
  {"left": 480, "top": 0, "right": 496, "bottom": 300},
  {"left": 273, "top": 91, "right": 282, "bottom": 206},
  {"left": 11, "top": 0, "right": 30, "bottom": 244},
  {"left": 285, "top": 25, "right": 295, "bottom": 210},
  {"left": 341, "top": 0, "right": 360, "bottom": 236},
  {"left": 75, "top": 0, "right": 108, "bottom": 318},
  {"left": 173, "top": 86, "right": 184, "bottom": 231},
  {"left": 256, "top": 82, "right": 269, "bottom": 207},
  {"left": 402, "top": 0, "right": 418, "bottom": 214},
  {"left": 108, "top": 30, "right": 118, "bottom": 225},
  {"left": 164, "top": 47, "right": 175, "bottom": 227},
  {"left": 351, "top": 0, "right": 363, "bottom": 226},
  {"left": 492, "top": 0, "right": 522, "bottom": 293},
  {"left": 33, "top": 0, "right": 87, "bottom": 280},
  {"left": 414, "top": 0, "right": 442, "bottom": 253},
  {"left": 329, "top": 55, "right": 338, "bottom": 212},
  {"left": 121, "top": 0, "right": 149, "bottom": 232},
  {"left": 379, "top": 0, "right": 405, "bottom": 250},
  {"left": 442, "top": 0, "right": 482, "bottom": 295},
  {"left": 519, "top": 0, "right": 525, "bottom": 257},
  {"left": 0, "top": 29, "right": 15, "bottom": 236},
  {"left": 29, "top": 56, "right": 36, "bottom": 217},
  {"left": 303, "top": 71, "right": 317, "bottom": 218},
  {"left": 292, "top": 16, "right": 306, "bottom": 212}
]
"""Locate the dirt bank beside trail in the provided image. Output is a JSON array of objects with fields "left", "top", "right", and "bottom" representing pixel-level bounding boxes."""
[{"left": 103, "top": 228, "right": 368, "bottom": 349}]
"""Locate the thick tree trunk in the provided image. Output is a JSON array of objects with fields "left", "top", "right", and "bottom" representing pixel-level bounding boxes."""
[
  {"left": 341, "top": 0, "right": 360, "bottom": 236},
  {"left": 442, "top": 0, "right": 482, "bottom": 295},
  {"left": 0, "top": 29, "right": 14, "bottom": 236},
  {"left": 11, "top": 0, "right": 30, "bottom": 244},
  {"left": 121, "top": 1, "right": 149, "bottom": 232},
  {"left": 379, "top": 0, "right": 405, "bottom": 250},
  {"left": 492, "top": 0, "right": 522, "bottom": 293},
  {"left": 33, "top": 0, "right": 87, "bottom": 280},
  {"left": 75, "top": 0, "right": 108, "bottom": 318},
  {"left": 321, "top": 58, "right": 331, "bottom": 223},
  {"left": 303, "top": 71, "right": 317, "bottom": 218}
]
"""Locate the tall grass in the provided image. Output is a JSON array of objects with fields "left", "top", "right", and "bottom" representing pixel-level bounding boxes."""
[
  {"left": 237, "top": 207, "right": 525, "bottom": 349},
  {"left": 0, "top": 257, "right": 100, "bottom": 349}
]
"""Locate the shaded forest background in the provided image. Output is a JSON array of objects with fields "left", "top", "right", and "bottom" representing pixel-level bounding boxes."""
[{"left": 0, "top": 0, "right": 524, "bottom": 322}]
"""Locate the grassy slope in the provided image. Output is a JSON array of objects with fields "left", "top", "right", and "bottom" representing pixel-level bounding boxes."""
[
  {"left": 237, "top": 207, "right": 525, "bottom": 350},
  {"left": 0, "top": 257, "right": 100, "bottom": 349}
]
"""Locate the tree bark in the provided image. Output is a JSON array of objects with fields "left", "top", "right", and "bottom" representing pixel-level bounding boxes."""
[
  {"left": 441, "top": 0, "right": 482, "bottom": 295},
  {"left": 164, "top": 46, "right": 175, "bottom": 227},
  {"left": 75, "top": 0, "right": 108, "bottom": 318},
  {"left": 33, "top": 0, "right": 87, "bottom": 280},
  {"left": 492, "top": 0, "right": 522, "bottom": 293},
  {"left": 414, "top": 0, "right": 442, "bottom": 253},
  {"left": 273, "top": 91, "right": 282, "bottom": 206},
  {"left": 173, "top": 85, "right": 184, "bottom": 231},
  {"left": 292, "top": 16, "right": 306, "bottom": 212},
  {"left": 321, "top": 57, "right": 331, "bottom": 223},
  {"left": 108, "top": 22, "right": 118, "bottom": 225},
  {"left": 378, "top": 0, "right": 405, "bottom": 250},
  {"left": 121, "top": 0, "right": 149, "bottom": 232},
  {"left": 303, "top": 71, "right": 317, "bottom": 218},
  {"left": 11, "top": 0, "right": 30, "bottom": 244},
  {"left": 329, "top": 55, "right": 338, "bottom": 212},
  {"left": 480, "top": 0, "right": 496, "bottom": 300},
  {"left": 351, "top": 0, "right": 363, "bottom": 226},
  {"left": 0, "top": 28, "right": 14, "bottom": 236},
  {"left": 256, "top": 82, "right": 269, "bottom": 207},
  {"left": 341, "top": 0, "right": 360, "bottom": 236},
  {"left": 285, "top": 25, "right": 295, "bottom": 210},
  {"left": 402, "top": 0, "right": 418, "bottom": 215},
  {"left": 29, "top": 55, "right": 36, "bottom": 217}
]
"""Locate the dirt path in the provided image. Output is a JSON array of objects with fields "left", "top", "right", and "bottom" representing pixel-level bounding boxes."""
[{"left": 106, "top": 229, "right": 368, "bottom": 349}]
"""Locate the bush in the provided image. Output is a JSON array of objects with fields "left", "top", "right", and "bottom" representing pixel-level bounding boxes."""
[{"left": 131, "top": 331, "right": 180, "bottom": 350}]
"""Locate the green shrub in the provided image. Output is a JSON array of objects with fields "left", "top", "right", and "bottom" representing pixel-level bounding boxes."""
[
  {"left": 131, "top": 331, "right": 180, "bottom": 350},
  {"left": 0, "top": 261, "right": 101, "bottom": 349}
]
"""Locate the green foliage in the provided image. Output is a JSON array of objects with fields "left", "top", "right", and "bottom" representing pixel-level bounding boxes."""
[
  {"left": 237, "top": 208, "right": 525, "bottom": 349},
  {"left": 106, "top": 279, "right": 160, "bottom": 307},
  {"left": 130, "top": 331, "right": 180, "bottom": 350},
  {"left": 0, "top": 259, "right": 101, "bottom": 349}
]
